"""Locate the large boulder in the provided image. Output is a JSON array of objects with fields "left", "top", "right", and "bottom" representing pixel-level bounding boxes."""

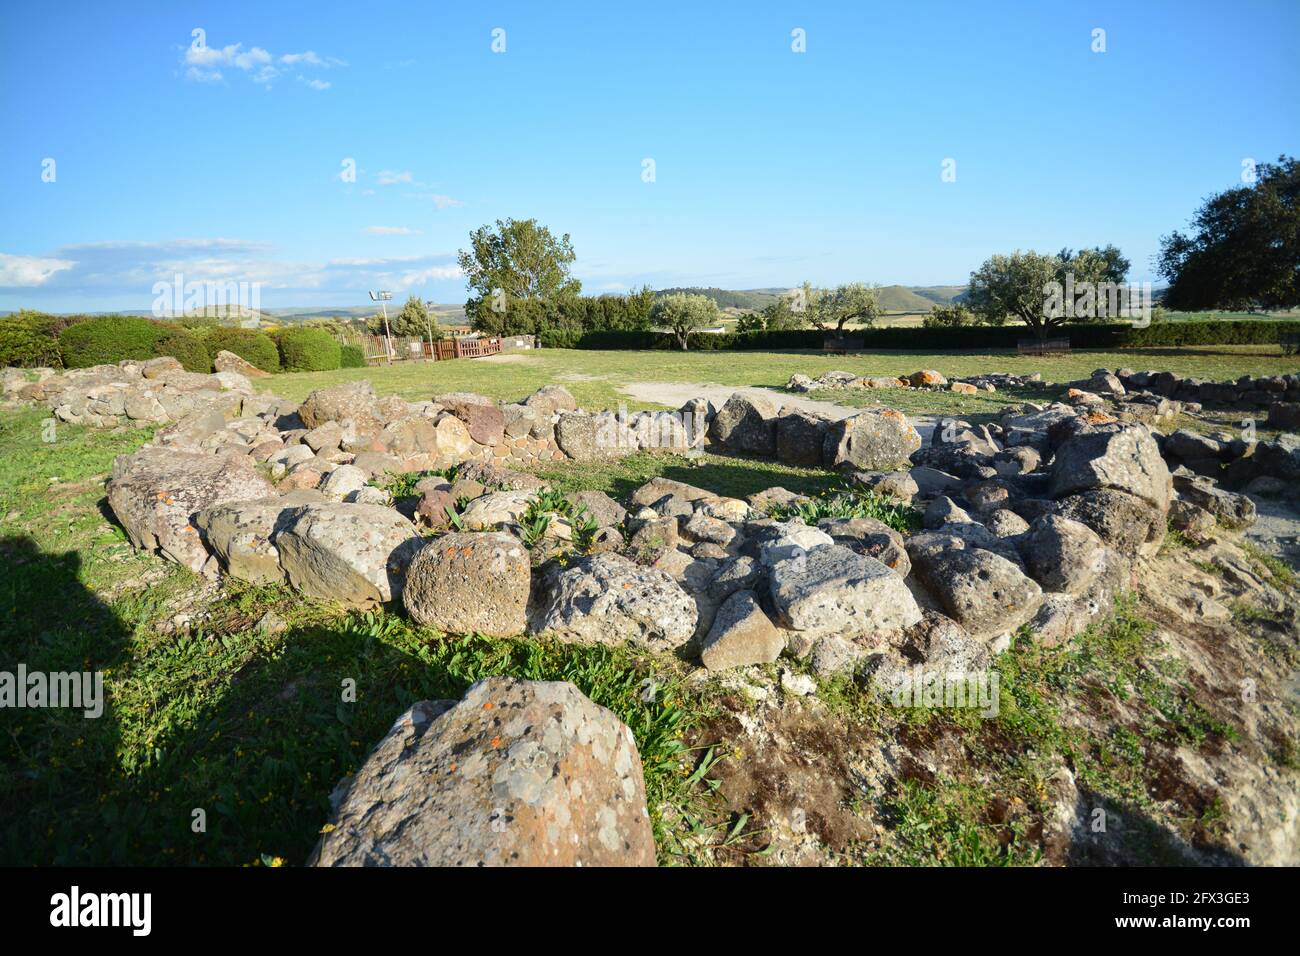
[
  {"left": 458, "top": 489, "right": 536, "bottom": 531},
  {"left": 106, "top": 447, "right": 277, "bottom": 573},
  {"left": 403, "top": 532, "right": 530, "bottom": 636},
  {"left": 275, "top": 502, "right": 422, "bottom": 606},
  {"left": 309, "top": 678, "right": 655, "bottom": 867},
  {"left": 213, "top": 349, "right": 270, "bottom": 378},
  {"left": 708, "top": 393, "right": 779, "bottom": 456},
  {"left": 822, "top": 409, "right": 922, "bottom": 471},
  {"left": 194, "top": 490, "right": 327, "bottom": 584},
  {"left": 630, "top": 477, "right": 720, "bottom": 510},
  {"left": 440, "top": 396, "right": 505, "bottom": 446},
  {"left": 522, "top": 384, "right": 578, "bottom": 416},
  {"left": 768, "top": 543, "right": 922, "bottom": 642},
  {"left": 531, "top": 552, "right": 697, "bottom": 650},
  {"left": 699, "top": 590, "right": 786, "bottom": 671},
  {"left": 298, "top": 381, "right": 382, "bottom": 429},
  {"left": 381, "top": 414, "right": 474, "bottom": 468},
  {"left": 555, "top": 411, "right": 635, "bottom": 462},
  {"left": 1019, "top": 514, "right": 1107, "bottom": 595},
  {"left": 1055, "top": 488, "right": 1165, "bottom": 558},
  {"left": 566, "top": 490, "right": 626, "bottom": 529},
  {"left": 1172, "top": 473, "right": 1257, "bottom": 529},
  {"left": 910, "top": 548, "right": 1043, "bottom": 638},
  {"left": 1049, "top": 425, "right": 1171, "bottom": 513},
  {"left": 775, "top": 409, "right": 831, "bottom": 466}
]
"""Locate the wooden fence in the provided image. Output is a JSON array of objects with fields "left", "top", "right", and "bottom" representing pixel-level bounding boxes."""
[{"left": 354, "top": 333, "right": 503, "bottom": 364}]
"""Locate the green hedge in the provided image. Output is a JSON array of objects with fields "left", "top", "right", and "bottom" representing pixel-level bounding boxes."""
[
  {"left": 540, "top": 320, "right": 1300, "bottom": 352},
  {"left": 204, "top": 327, "right": 280, "bottom": 372},
  {"left": 340, "top": 344, "right": 366, "bottom": 368},
  {"left": 58, "top": 316, "right": 173, "bottom": 368},
  {"left": 154, "top": 327, "right": 212, "bottom": 372},
  {"left": 277, "top": 327, "right": 341, "bottom": 371},
  {"left": 1120, "top": 319, "right": 1300, "bottom": 346}
]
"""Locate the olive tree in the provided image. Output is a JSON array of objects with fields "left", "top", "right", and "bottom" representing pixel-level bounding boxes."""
[{"left": 651, "top": 292, "right": 720, "bottom": 350}]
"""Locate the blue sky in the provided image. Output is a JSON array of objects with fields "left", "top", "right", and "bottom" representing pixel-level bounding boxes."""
[{"left": 1, "top": 0, "right": 1297, "bottom": 311}]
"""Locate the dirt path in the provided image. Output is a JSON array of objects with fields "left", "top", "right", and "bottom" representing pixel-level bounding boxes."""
[{"left": 618, "top": 380, "right": 938, "bottom": 440}]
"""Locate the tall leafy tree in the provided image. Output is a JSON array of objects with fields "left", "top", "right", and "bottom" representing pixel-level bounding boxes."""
[
  {"left": 967, "top": 252, "right": 1064, "bottom": 335},
  {"left": 458, "top": 219, "right": 581, "bottom": 334},
  {"left": 966, "top": 248, "right": 1130, "bottom": 336},
  {"left": 1157, "top": 155, "right": 1300, "bottom": 311}
]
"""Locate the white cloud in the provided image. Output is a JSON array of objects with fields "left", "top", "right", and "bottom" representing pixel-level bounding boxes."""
[
  {"left": 363, "top": 226, "right": 421, "bottom": 236},
  {"left": 0, "top": 253, "right": 75, "bottom": 287},
  {"left": 280, "top": 51, "right": 344, "bottom": 67},
  {"left": 182, "top": 40, "right": 343, "bottom": 88},
  {"left": 1, "top": 240, "right": 463, "bottom": 301},
  {"left": 428, "top": 194, "right": 465, "bottom": 210},
  {"left": 375, "top": 170, "right": 413, "bottom": 186}
]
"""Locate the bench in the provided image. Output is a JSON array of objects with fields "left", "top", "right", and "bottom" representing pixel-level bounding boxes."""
[
  {"left": 1017, "top": 337, "right": 1071, "bottom": 355},
  {"left": 823, "top": 333, "right": 865, "bottom": 353}
]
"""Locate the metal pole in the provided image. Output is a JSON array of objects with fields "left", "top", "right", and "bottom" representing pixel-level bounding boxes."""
[
  {"left": 381, "top": 300, "right": 393, "bottom": 365},
  {"left": 425, "top": 301, "right": 435, "bottom": 362}
]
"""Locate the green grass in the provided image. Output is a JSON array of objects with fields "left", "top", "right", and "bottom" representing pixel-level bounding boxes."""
[
  {"left": 257, "top": 345, "right": 1300, "bottom": 414},
  {"left": 767, "top": 487, "right": 922, "bottom": 534},
  {"left": 529, "top": 449, "right": 842, "bottom": 501},
  {"left": 0, "top": 405, "right": 738, "bottom": 866},
  {"left": 4, "top": 333, "right": 1291, "bottom": 866}
]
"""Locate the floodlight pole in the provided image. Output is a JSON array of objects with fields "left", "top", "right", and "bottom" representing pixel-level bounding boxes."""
[
  {"left": 369, "top": 290, "right": 394, "bottom": 365},
  {"left": 424, "top": 298, "right": 436, "bottom": 361}
]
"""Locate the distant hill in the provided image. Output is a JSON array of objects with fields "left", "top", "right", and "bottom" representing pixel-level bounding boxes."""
[{"left": 656, "top": 288, "right": 781, "bottom": 310}]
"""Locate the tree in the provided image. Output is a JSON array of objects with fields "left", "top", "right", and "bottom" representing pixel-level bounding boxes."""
[
  {"left": 922, "top": 303, "right": 974, "bottom": 328},
  {"left": 458, "top": 219, "right": 581, "bottom": 333},
  {"left": 792, "top": 282, "right": 880, "bottom": 332},
  {"left": 1060, "top": 245, "right": 1130, "bottom": 285},
  {"left": 651, "top": 292, "right": 720, "bottom": 350},
  {"left": 368, "top": 295, "right": 441, "bottom": 339},
  {"left": 757, "top": 291, "right": 809, "bottom": 331},
  {"left": 1157, "top": 155, "right": 1300, "bottom": 311},
  {"left": 966, "top": 248, "right": 1130, "bottom": 336}
]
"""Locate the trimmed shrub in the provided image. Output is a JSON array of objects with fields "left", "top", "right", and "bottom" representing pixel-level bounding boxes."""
[
  {"left": 278, "top": 327, "right": 342, "bottom": 372},
  {"left": 340, "top": 344, "right": 366, "bottom": 368},
  {"left": 58, "top": 316, "right": 170, "bottom": 368},
  {"left": 204, "top": 327, "right": 280, "bottom": 372},
  {"left": 154, "top": 326, "right": 212, "bottom": 372}
]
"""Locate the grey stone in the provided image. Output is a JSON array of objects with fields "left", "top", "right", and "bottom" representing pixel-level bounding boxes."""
[
  {"left": 700, "top": 590, "right": 785, "bottom": 671},
  {"left": 531, "top": 552, "right": 697, "bottom": 650},
  {"left": 403, "top": 532, "right": 530, "bottom": 636},
  {"left": 309, "top": 678, "right": 654, "bottom": 867},
  {"left": 768, "top": 543, "right": 921, "bottom": 642}
]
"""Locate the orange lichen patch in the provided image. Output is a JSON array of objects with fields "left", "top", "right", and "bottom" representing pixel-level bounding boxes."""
[
  {"left": 881, "top": 409, "right": 904, "bottom": 420},
  {"left": 1086, "top": 411, "right": 1117, "bottom": 424},
  {"left": 449, "top": 762, "right": 457, "bottom": 772},
  {"left": 1066, "top": 388, "right": 1086, "bottom": 398},
  {"left": 483, "top": 702, "right": 493, "bottom": 710},
  {"left": 622, "top": 582, "right": 633, "bottom": 589},
  {"left": 950, "top": 382, "right": 978, "bottom": 395},
  {"left": 490, "top": 736, "right": 502, "bottom": 749}
]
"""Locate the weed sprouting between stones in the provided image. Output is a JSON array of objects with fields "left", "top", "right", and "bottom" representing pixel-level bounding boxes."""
[{"left": 767, "top": 486, "right": 922, "bottom": 534}]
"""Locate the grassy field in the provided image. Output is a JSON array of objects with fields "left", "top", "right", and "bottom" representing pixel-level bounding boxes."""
[
  {"left": 3, "top": 340, "right": 1295, "bottom": 867},
  {"left": 260, "top": 345, "right": 1300, "bottom": 414}
]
